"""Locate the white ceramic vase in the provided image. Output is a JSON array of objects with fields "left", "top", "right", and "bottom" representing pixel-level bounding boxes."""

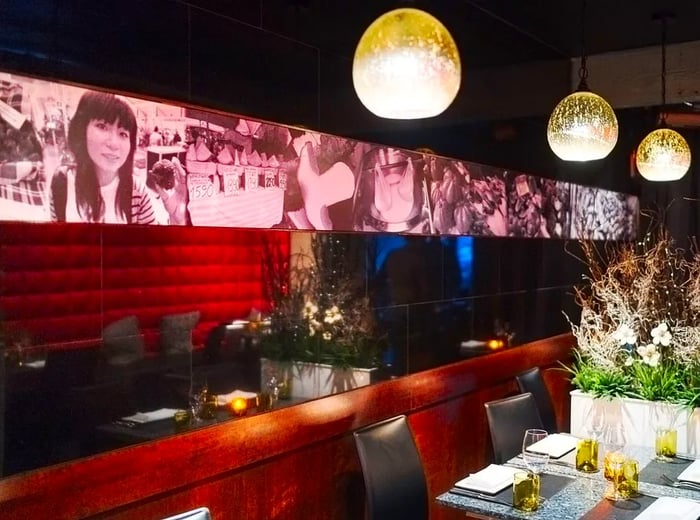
[
  {"left": 260, "top": 358, "right": 376, "bottom": 399},
  {"left": 570, "top": 389, "right": 700, "bottom": 456}
]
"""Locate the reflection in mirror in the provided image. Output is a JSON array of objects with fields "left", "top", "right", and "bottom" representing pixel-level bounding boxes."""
[{"left": 0, "top": 224, "right": 583, "bottom": 478}]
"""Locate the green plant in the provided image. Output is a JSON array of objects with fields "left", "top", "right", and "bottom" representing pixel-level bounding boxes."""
[
  {"left": 566, "top": 217, "right": 700, "bottom": 409},
  {"left": 562, "top": 353, "right": 633, "bottom": 399},
  {"left": 628, "top": 361, "right": 683, "bottom": 402},
  {"left": 260, "top": 234, "right": 384, "bottom": 369}
]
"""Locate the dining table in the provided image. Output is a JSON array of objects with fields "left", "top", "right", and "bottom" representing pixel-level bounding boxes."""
[{"left": 436, "top": 439, "right": 700, "bottom": 520}]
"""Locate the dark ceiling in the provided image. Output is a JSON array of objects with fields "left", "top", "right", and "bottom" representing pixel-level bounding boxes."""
[{"left": 261, "top": 0, "right": 700, "bottom": 68}]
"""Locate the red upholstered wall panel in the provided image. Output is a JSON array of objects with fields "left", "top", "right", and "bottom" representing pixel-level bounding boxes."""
[{"left": 0, "top": 222, "right": 289, "bottom": 350}]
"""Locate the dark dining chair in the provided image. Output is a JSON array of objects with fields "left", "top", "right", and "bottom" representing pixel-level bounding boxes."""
[
  {"left": 515, "top": 367, "right": 558, "bottom": 433},
  {"left": 484, "top": 392, "right": 544, "bottom": 464},
  {"left": 353, "top": 415, "right": 428, "bottom": 520}
]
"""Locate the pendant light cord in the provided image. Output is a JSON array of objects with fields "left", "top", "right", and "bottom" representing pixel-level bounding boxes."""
[
  {"left": 577, "top": 0, "right": 589, "bottom": 90},
  {"left": 660, "top": 15, "right": 667, "bottom": 124}
]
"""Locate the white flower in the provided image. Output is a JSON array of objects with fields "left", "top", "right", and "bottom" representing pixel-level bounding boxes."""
[
  {"left": 637, "top": 344, "right": 661, "bottom": 367},
  {"left": 612, "top": 324, "right": 637, "bottom": 346},
  {"left": 651, "top": 322, "right": 672, "bottom": 347},
  {"left": 323, "top": 305, "right": 343, "bottom": 325},
  {"left": 624, "top": 356, "right": 634, "bottom": 367},
  {"left": 322, "top": 331, "right": 332, "bottom": 341},
  {"left": 303, "top": 301, "right": 319, "bottom": 320}
]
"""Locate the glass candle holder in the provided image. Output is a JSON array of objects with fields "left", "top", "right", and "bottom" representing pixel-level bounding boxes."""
[
  {"left": 604, "top": 453, "right": 626, "bottom": 501},
  {"left": 173, "top": 410, "right": 190, "bottom": 431},
  {"left": 231, "top": 397, "right": 248, "bottom": 417},
  {"left": 655, "top": 428, "right": 677, "bottom": 461},
  {"left": 576, "top": 438, "right": 599, "bottom": 473},
  {"left": 512, "top": 471, "right": 540, "bottom": 512},
  {"left": 618, "top": 459, "right": 639, "bottom": 499}
]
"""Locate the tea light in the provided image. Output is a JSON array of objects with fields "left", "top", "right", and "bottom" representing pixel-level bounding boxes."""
[{"left": 231, "top": 397, "right": 248, "bottom": 417}]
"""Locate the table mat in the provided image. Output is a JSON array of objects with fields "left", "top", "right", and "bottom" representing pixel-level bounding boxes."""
[
  {"left": 579, "top": 494, "right": 657, "bottom": 520},
  {"left": 639, "top": 457, "right": 692, "bottom": 486},
  {"left": 449, "top": 472, "right": 574, "bottom": 506}
]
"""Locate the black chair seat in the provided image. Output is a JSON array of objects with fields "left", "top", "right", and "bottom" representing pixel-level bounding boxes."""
[
  {"left": 353, "top": 415, "right": 428, "bottom": 520},
  {"left": 515, "top": 367, "right": 558, "bottom": 433},
  {"left": 484, "top": 392, "right": 544, "bottom": 464}
]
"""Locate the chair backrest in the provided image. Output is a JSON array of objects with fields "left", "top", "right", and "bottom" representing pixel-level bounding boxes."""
[
  {"left": 515, "top": 367, "right": 557, "bottom": 433},
  {"left": 484, "top": 393, "right": 544, "bottom": 464},
  {"left": 353, "top": 415, "right": 428, "bottom": 520},
  {"left": 160, "top": 507, "right": 212, "bottom": 520}
]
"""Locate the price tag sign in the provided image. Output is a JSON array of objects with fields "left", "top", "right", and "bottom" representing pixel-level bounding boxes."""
[
  {"left": 263, "top": 168, "right": 277, "bottom": 188},
  {"left": 245, "top": 166, "right": 259, "bottom": 191},
  {"left": 223, "top": 165, "right": 243, "bottom": 197},
  {"left": 187, "top": 174, "right": 215, "bottom": 200}
]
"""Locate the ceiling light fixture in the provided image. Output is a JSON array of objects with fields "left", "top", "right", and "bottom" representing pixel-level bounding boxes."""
[
  {"left": 352, "top": 7, "right": 461, "bottom": 119},
  {"left": 546, "top": 0, "right": 618, "bottom": 161},
  {"left": 635, "top": 12, "right": 691, "bottom": 182}
]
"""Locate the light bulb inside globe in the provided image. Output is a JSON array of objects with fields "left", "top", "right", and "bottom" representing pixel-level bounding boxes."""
[
  {"left": 635, "top": 128, "right": 691, "bottom": 181},
  {"left": 352, "top": 8, "right": 461, "bottom": 119},
  {"left": 547, "top": 90, "right": 619, "bottom": 161}
]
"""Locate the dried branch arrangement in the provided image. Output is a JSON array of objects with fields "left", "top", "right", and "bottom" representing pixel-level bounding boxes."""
[{"left": 566, "top": 218, "right": 700, "bottom": 405}]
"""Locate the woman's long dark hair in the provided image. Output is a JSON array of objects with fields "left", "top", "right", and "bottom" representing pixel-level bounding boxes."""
[{"left": 67, "top": 91, "right": 137, "bottom": 222}]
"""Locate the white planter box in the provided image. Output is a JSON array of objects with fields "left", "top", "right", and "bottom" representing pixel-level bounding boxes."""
[
  {"left": 260, "top": 358, "right": 376, "bottom": 399},
  {"left": 570, "top": 389, "right": 700, "bottom": 455}
]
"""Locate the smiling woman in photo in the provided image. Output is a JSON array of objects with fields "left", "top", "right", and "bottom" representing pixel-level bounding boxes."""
[{"left": 49, "top": 91, "right": 187, "bottom": 224}]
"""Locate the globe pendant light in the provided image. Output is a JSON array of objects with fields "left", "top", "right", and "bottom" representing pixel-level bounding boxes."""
[
  {"left": 352, "top": 7, "right": 461, "bottom": 119},
  {"left": 636, "top": 13, "right": 691, "bottom": 182},
  {"left": 547, "top": 0, "right": 618, "bottom": 161}
]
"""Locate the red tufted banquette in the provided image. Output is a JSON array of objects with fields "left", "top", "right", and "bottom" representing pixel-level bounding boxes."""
[{"left": 0, "top": 222, "right": 290, "bottom": 352}]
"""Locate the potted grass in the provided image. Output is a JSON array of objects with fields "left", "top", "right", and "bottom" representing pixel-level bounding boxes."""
[
  {"left": 258, "top": 234, "right": 383, "bottom": 400},
  {"left": 565, "top": 221, "right": 700, "bottom": 454}
]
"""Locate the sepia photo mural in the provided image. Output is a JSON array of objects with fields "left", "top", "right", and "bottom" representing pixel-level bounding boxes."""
[{"left": 0, "top": 70, "right": 638, "bottom": 239}]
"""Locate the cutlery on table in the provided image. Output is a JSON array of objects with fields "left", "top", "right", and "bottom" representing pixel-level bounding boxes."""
[
  {"left": 449, "top": 488, "right": 512, "bottom": 507},
  {"left": 661, "top": 474, "right": 700, "bottom": 490}
]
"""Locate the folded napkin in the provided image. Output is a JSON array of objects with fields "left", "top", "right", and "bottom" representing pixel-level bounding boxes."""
[
  {"left": 216, "top": 390, "right": 258, "bottom": 407},
  {"left": 122, "top": 408, "right": 181, "bottom": 424},
  {"left": 526, "top": 433, "right": 579, "bottom": 459},
  {"left": 634, "top": 496, "right": 700, "bottom": 520},
  {"left": 454, "top": 464, "right": 521, "bottom": 495},
  {"left": 677, "top": 459, "right": 700, "bottom": 484}
]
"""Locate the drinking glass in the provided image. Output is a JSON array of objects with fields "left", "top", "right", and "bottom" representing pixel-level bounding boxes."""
[
  {"left": 603, "top": 452, "right": 626, "bottom": 501},
  {"left": 522, "top": 429, "right": 549, "bottom": 475},
  {"left": 618, "top": 459, "right": 639, "bottom": 499},
  {"left": 576, "top": 438, "right": 599, "bottom": 473},
  {"left": 512, "top": 471, "right": 540, "bottom": 512},
  {"left": 602, "top": 423, "right": 626, "bottom": 483},
  {"left": 189, "top": 376, "right": 209, "bottom": 422},
  {"left": 654, "top": 403, "right": 679, "bottom": 461}
]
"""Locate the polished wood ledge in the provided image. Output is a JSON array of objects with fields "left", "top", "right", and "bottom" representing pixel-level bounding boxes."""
[{"left": 0, "top": 333, "right": 574, "bottom": 519}]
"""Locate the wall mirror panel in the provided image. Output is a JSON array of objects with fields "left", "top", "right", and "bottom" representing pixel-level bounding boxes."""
[{"left": 1, "top": 224, "right": 585, "bottom": 478}]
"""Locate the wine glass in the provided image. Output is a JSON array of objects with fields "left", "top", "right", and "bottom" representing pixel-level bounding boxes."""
[
  {"left": 586, "top": 403, "right": 606, "bottom": 442},
  {"left": 522, "top": 429, "right": 550, "bottom": 476},
  {"left": 188, "top": 376, "right": 209, "bottom": 423}
]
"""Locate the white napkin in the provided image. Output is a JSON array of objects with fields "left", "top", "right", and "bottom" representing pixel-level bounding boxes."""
[
  {"left": 454, "top": 464, "right": 521, "bottom": 494},
  {"left": 634, "top": 497, "right": 700, "bottom": 520},
  {"left": 216, "top": 390, "right": 258, "bottom": 407},
  {"left": 678, "top": 459, "right": 700, "bottom": 484},
  {"left": 526, "top": 433, "right": 579, "bottom": 459},
  {"left": 122, "top": 408, "right": 181, "bottom": 424}
]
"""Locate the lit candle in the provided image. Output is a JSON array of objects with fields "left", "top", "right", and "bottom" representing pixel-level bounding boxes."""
[{"left": 231, "top": 397, "right": 248, "bottom": 417}]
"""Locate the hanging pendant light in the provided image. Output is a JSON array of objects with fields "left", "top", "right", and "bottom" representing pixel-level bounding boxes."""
[
  {"left": 636, "top": 13, "right": 691, "bottom": 182},
  {"left": 547, "top": 0, "right": 618, "bottom": 161},
  {"left": 352, "top": 7, "right": 461, "bottom": 119}
]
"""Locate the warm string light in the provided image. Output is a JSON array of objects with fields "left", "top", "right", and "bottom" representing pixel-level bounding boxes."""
[{"left": 353, "top": 8, "right": 461, "bottom": 119}]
